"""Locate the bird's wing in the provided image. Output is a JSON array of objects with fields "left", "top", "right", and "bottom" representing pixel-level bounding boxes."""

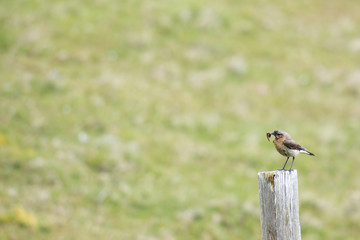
[{"left": 283, "top": 140, "right": 306, "bottom": 151}]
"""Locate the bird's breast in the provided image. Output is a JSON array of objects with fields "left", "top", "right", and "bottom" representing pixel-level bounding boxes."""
[{"left": 273, "top": 139, "right": 300, "bottom": 157}]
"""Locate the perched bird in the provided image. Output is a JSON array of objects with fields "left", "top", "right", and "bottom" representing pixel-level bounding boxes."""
[{"left": 266, "top": 130, "right": 315, "bottom": 170}]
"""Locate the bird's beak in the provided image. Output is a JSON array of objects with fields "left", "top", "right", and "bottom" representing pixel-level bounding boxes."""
[{"left": 266, "top": 132, "right": 274, "bottom": 141}]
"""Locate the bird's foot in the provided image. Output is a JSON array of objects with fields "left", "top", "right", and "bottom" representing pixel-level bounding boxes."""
[{"left": 278, "top": 168, "right": 294, "bottom": 171}]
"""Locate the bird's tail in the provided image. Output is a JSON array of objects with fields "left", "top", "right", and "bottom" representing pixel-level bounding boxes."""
[{"left": 300, "top": 150, "right": 315, "bottom": 156}]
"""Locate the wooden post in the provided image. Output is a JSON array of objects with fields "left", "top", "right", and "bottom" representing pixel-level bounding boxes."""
[{"left": 258, "top": 170, "right": 301, "bottom": 240}]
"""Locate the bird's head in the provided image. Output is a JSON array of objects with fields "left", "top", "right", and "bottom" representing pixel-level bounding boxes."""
[{"left": 266, "top": 130, "right": 291, "bottom": 141}]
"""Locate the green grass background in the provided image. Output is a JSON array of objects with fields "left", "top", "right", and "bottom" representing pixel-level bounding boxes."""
[{"left": 1, "top": 0, "right": 360, "bottom": 239}]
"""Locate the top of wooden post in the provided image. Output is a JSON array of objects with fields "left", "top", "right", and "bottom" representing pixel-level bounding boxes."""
[{"left": 258, "top": 170, "right": 301, "bottom": 240}]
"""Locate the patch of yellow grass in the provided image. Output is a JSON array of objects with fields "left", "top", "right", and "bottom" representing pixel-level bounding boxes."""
[{"left": 0, "top": 206, "right": 39, "bottom": 229}]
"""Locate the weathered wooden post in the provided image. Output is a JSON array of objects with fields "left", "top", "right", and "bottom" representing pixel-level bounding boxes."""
[{"left": 258, "top": 170, "right": 301, "bottom": 240}]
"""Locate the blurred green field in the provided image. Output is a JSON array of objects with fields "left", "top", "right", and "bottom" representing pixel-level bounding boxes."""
[{"left": 1, "top": 0, "right": 360, "bottom": 239}]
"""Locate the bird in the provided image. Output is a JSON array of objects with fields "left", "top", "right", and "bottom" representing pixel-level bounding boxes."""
[{"left": 266, "top": 130, "right": 315, "bottom": 171}]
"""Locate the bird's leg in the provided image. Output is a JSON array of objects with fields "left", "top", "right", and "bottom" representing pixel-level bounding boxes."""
[
  {"left": 279, "top": 157, "right": 289, "bottom": 171},
  {"left": 289, "top": 157, "right": 295, "bottom": 171}
]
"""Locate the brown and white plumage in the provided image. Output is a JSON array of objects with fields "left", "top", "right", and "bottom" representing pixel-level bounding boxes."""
[{"left": 267, "top": 130, "right": 315, "bottom": 170}]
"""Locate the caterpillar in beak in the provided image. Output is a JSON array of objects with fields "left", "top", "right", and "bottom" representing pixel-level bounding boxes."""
[{"left": 266, "top": 132, "right": 272, "bottom": 141}]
